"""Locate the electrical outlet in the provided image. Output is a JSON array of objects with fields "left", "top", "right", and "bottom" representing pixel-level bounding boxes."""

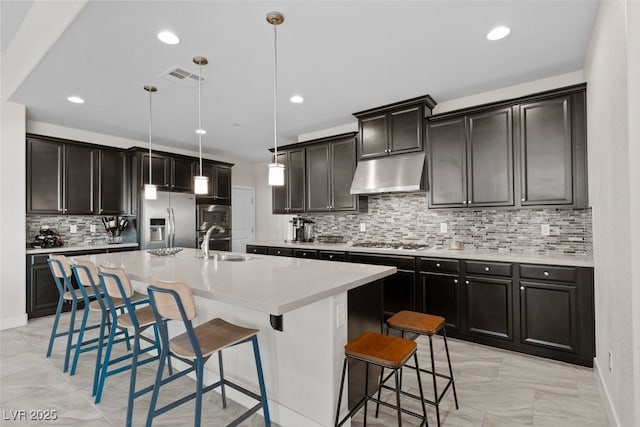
[
  {"left": 440, "top": 223, "right": 448, "bottom": 233},
  {"left": 608, "top": 350, "right": 613, "bottom": 373},
  {"left": 541, "top": 224, "right": 550, "bottom": 236},
  {"left": 359, "top": 222, "right": 366, "bottom": 232},
  {"left": 70, "top": 225, "right": 78, "bottom": 234},
  {"left": 336, "top": 303, "right": 346, "bottom": 328},
  {"left": 90, "top": 224, "right": 96, "bottom": 233}
]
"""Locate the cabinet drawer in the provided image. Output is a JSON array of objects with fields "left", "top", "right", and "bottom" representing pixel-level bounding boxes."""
[
  {"left": 418, "top": 258, "right": 459, "bottom": 273},
  {"left": 294, "top": 249, "right": 318, "bottom": 259},
  {"left": 319, "top": 251, "right": 346, "bottom": 262},
  {"left": 465, "top": 260, "right": 512, "bottom": 277},
  {"left": 520, "top": 264, "right": 577, "bottom": 282},
  {"left": 246, "top": 245, "right": 267, "bottom": 255},
  {"left": 349, "top": 253, "right": 415, "bottom": 270},
  {"left": 268, "top": 247, "right": 293, "bottom": 257}
]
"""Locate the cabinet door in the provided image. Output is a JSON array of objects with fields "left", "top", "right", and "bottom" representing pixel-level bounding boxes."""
[
  {"left": 389, "top": 106, "right": 422, "bottom": 154},
  {"left": 171, "top": 157, "right": 195, "bottom": 191},
  {"left": 141, "top": 153, "right": 170, "bottom": 188},
  {"left": 427, "top": 118, "right": 467, "bottom": 207},
  {"left": 98, "top": 150, "right": 127, "bottom": 215},
  {"left": 27, "top": 138, "right": 64, "bottom": 213},
  {"left": 272, "top": 152, "right": 288, "bottom": 213},
  {"left": 27, "top": 263, "right": 62, "bottom": 318},
  {"left": 467, "top": 108, "right": 514, "bottom": 206},
  {"left": 519, "top": 281, "right": 578, "bottom": 353},
  {"left": 383, "top": 270, "right": 415, "bottom": 317},
  {"left": 213, "top": 164, "right": 232, "bottom": 203},
  {"left": 64, "top": 144, "right": 95, "bottom": 214},
  {"left": 519, "top": 96, "right": 573, "bottom": 205},
  {"left": 306, "top": 143, "right": 331, "bottom": 212},
  {"left": 331, "top": 137, "right": 358, "bottom": 211},
  {"left": 359, "top": 114, "right": 388, "bottom": 159},
  {"left": 464, "top": 276, "right": 513, "bottom": 340},
  {"left": 287, "top": 148, "right": 306, "bottom": 213},
  {"left": 421, "top": 272, "right": 460, "bottom": 331}
]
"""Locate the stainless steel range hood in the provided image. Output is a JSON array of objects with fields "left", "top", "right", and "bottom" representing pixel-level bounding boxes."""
[{"left": 350, "top": 152, "right": 426, "bottom": 195}]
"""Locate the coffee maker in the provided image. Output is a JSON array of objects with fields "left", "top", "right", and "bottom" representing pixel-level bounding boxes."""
[{"left": 290, "top": 216, "right": 314, "bottom": 242}]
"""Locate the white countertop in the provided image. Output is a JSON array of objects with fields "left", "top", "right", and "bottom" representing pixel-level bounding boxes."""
[
  {"left": 26, "top": 242, "right": 139, "bottom": 255},
  {"left": 74, "top": 248, "right": 396, "bottom": 315},
  {"left": 248, "top": 241, "right": 594, "bottom": 267}
]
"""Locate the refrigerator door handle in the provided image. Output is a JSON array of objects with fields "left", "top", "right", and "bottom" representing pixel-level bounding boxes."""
[
  {"left": 166, "top": 208, "right": 172, "bottom": 248},
  {"left": 171, "top": 207, "right": 176, "bottom": 248}
]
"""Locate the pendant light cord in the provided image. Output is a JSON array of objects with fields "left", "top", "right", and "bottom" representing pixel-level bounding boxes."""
[
  {"left": 148, "top": 88, "right": 153, "bottom": 185},
  {"left": 272, "top": 22, "right": 278, "bottom": 162},
  {"left": 198, "top": 62, "right": 203, "bottom": 177}
]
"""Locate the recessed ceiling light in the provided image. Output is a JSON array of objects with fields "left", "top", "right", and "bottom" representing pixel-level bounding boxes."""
[
  {"left": 487, "top": 26, "right": 510, "bottom": 41},
  {"left": 157, "top": 31, "right": 180, "bottom": 45},
  {"left": 290, "top": 95, "right": 304, "bottom": 104},
  {"left": 195, "top": 129, "right": 207, "bottom": 135},
  {"left": 67, "top": 96, "right": 85, "bottom": 104}
]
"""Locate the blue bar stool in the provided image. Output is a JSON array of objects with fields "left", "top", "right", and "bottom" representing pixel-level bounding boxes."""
[
  {"left": 145, "top": 277, "right": 271, "bottom": 427},
  {"left": 46, "top": 254, "right": 101, "bottom": 373},
  {"left": 96, "top": 266, "right": 167, "bottom": 427},
  {"left": 71, "top": 260, "right": 131, "bottom": 389}
]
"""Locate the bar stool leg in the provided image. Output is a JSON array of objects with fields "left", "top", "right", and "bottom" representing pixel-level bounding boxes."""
[
  {"left": 70, "top": 302, "right": 91, "bottom": 375},
  {"left": 442, "top": 328, "right": 459, "bottom": 409},
  {"left": 374, "top": 366, "right": 384, "bottom": 418},
  {"left": 46, "top": 296, "right": 64, "bottom": 357},
  {"left": 363, "top": 363, "right": 369, "bottom": 427},
  {"left": 95, "top": 320, "right": 117, "bottom": 403},
  {"left": 92, "top": 311, "right": 107, "bottom": 396},
  {"left": 413, "top": 353, "right": 428, "bottom": 427},
  {"left": 125, "top": 333, "right": 140, "bottom": 427},
  {"left": 428, "top": 335, "right": 440, "bottom": 426},
  {"left": 252, "top": 336, "right": 271, "bottom": 426},
  {"left": 334, "top": 357, "right": 348, "bottom": 427},
  {"left": 218, "top": 351, "right": 227, "bottom": 408},
  {"left": 394, "top": 369, "right": 402, "bottom": 426},
  {"left": 146, "top": 347, "right": 168, "bottom": 427},
  {"left": 195, "top": 358, "right": 204, "bottom": 427},
  {"left": 63, "top": 299, "right": 77, "bottom": 372}
]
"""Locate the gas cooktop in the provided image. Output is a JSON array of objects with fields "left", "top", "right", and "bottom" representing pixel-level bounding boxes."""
[{"left": 351, "top": 242, "right": 430, "bottom": 251}]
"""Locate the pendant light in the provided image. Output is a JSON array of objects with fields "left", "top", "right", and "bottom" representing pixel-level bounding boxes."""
[
  {"left": 193, "top": 56, "right": 209, "bottom": 195},
  {"left": 144, "top": 85, "right": 158, "bottom": 200},
  {"left": 267, "top": 11, "right": 285, "bottom": 186}
]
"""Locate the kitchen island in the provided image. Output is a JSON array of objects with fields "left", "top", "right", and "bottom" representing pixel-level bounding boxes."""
[{"left": 76, "top": 248, "right": 396, "bottom": 427}]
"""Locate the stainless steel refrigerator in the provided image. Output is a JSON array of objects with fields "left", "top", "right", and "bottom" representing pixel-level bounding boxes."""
[{"left": 140, "top": 191, "right": 196, "bottom": 249}]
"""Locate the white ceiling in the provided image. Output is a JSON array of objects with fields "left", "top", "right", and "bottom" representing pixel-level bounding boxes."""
[{"left": 3, "top": 0, "right": 598, "bottom": 162}]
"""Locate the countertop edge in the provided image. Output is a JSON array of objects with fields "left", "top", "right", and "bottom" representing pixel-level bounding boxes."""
[
  {"left": 26, "top": 242, "right": 139, "bottom": 255},
  {"left": 247, "top": 241, "right": 594, "bottom": 268}
]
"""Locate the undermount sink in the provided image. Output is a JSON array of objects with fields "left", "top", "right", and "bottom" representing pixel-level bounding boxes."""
[{"left": 218, "top": 254, "right": 252, "bottom": 262}]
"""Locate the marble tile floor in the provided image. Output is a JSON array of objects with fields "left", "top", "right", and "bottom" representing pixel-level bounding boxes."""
[{"left": 0, "top": 312, "right": 611, "bottom": 426}]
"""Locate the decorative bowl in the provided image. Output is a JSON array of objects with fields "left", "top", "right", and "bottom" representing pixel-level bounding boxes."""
[{"left": 147, "top": 247, "right": 183, "bottom": 256}]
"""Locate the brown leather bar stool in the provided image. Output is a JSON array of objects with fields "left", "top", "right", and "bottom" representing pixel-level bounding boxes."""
[
  {"left": 334, "top": 332, "right": 427, "bottom": 426},
  {"left": 378, "top": 311, "right": 459, "bottom": 426}
]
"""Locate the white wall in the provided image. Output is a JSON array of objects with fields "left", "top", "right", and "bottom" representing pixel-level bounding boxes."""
[
  {"left": 583, "top": 1, "right": 638, "bottom": 426},
  {"left": 0, "top": 102, "right": 27, "bottom": 329}
]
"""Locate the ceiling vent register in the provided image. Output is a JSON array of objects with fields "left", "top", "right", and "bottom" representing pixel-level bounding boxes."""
[{"left": 159, "top": 66, "right": 204, "bottom": 87}]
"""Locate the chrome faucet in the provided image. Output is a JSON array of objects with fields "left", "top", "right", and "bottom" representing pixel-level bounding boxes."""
[{"left": 201, "top": 225, "right": 226, "bottom": 258}]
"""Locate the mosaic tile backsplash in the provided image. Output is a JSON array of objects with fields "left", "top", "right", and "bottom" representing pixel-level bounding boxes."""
[
  {"left": 26, "top": 215, "right": 137, "bottom": 248},
  {"left": 304, "top": 194, "right": 592, "bottom": 256}
]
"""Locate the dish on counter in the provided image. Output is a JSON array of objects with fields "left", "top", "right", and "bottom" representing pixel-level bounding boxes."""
[{"left": 147, "top": 247, "right": 183, "bottom": 256}]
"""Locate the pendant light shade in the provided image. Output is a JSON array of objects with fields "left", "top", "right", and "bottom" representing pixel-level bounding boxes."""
[
  {"left": 193, "top": 56, "right": 209, "bottom": 195},
  {"left": 267, "top": 11, "right": 285, "bottom": 186},
  {"left": 144, "top": 85, "right": 158, "bottom": 200}
]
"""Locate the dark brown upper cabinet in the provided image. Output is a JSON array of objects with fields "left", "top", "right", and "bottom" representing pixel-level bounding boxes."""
[
  {"left": 306, "top": 134, "right": 361, "bottom": 212},
  {"left": 27, "top": 137, "right": 95, "bottom": 214},
  {"left": 198, "top": 161, "right": 232, "bottom": 205},
  {"left": 272, "top": 148, "right": 305, "bottom": 214},
  {"left": 517, "top": 91, "right": 586, "bottom": 207},
  {"left": 170, "top": 157, "right": 195, "bottom": 192},
  {"left": 426, "top": 84, "right": 587, "bottom": 209},
  {"left": 140, "top": 153, "right": 195, "bottom": 193},
  {"left": 97, "top": 149, "right": 127, "bottom": 215},
  {"left": 354, "top": 95, "right": 437, "bottom": 160}
]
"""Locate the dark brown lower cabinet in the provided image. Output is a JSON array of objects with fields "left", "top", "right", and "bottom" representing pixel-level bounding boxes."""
[
  {"left": 464, "top": 276, "right": 513, "bottom": 340},
  {"left": 421, "top": 272, "right": 460, "bottom": 331},
  {"left": 245, "top": 245, "right": 595, "bottom": 366},
  {"left": 519, "top": 280, "right": 578, "bottom": 353}
]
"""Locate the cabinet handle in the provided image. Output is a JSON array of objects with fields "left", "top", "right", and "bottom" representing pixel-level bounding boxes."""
[
  {"left": 543, "top": 271, "right": 550, "bottom": 276},
  {"left": 521, "top": 198, "right": 526, "bottom": 202},
  {"left": 465, "top": 280, "right": 470, "bottom": 285},
  {"left": 277, "top": 250, "right": 281, "bottom": 254},
  {"left": 436, "top": 263, "right": 441, "bottom": 267},
  {"left": 468, "top": 200, "right": 471, "bottom": 204},
  {"left": 302, "top": 252, "right": 307, "bottom": 256},
  {"left": 520, "top": 286, "right": 525, "bottom": 291},
  {"left": 329, "top": 255, "right": 334, "bottom": 259},
  {"left": 453, "top": 279, "right": 458, "bottom": 284},
  {"left": 484, "top": 266, "right": 490, "bottom": 272}
]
